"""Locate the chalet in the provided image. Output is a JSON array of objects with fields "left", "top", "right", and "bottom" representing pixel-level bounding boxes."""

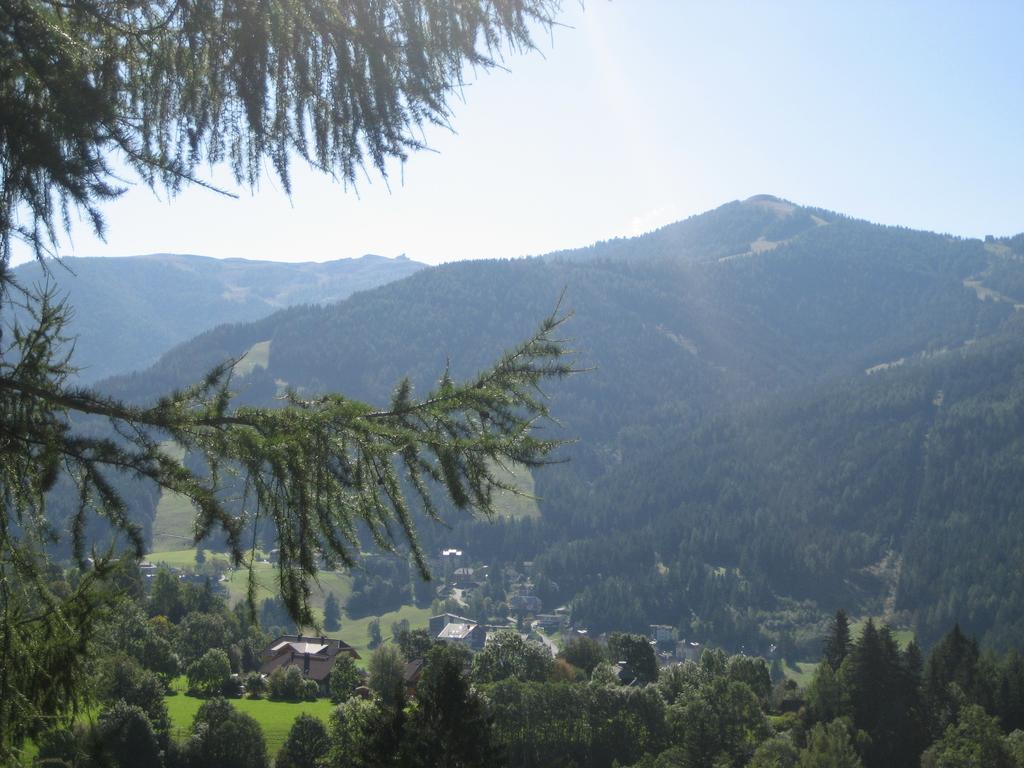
[
  {"left": 437, "top": 621, "right": 486, "bottom": 651},
  {"left": 259, "top": 634, "right": 360, "bottom": 696},
  {"left": 533, "top": 614, "right": 567, "bottom": 631},
  {"left": 452, "top": 567, "right": 479, "bottom": 588},
  {"left": 429, "top": 612, "right": 475, "bottom": 635}
]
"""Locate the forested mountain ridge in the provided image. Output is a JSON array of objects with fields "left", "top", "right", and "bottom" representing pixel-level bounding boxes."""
[
  {"left": 544, "top": 194, "right": 835, "bottom": 265},
  {"left": 89, "top": 196, "right": 1024, "bottom": 650},
  {"left": 9, "top": 252, "right": 424, "bottom": 382},
  {"left": 542, "top": 318, "right": 1024, "bottom": 650}
]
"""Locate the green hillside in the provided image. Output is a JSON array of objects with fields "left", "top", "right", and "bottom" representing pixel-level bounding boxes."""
[{"left": 83, "top": 196, "right": 1024, "bottom": 651}]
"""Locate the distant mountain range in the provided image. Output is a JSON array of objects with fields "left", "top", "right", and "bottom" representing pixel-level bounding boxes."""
[
  {"left": 10, "top": 252, "right": 425, "bottom": 382},
  {"left": 57, "top": 196, "right": 1024, "bottom": 652}
]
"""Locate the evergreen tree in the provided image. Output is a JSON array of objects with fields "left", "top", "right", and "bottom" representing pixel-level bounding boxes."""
[
  {"left": 1, "top": 0, "right": 558, "bottom": 262},
  {"left": 149, "top": 568, "right": 185, "bottom": 622},
  {"left": 839, "top": 621, "right": 925, "bottom": 768},
  {"left": 402, "top": 643, "right": 494, "bottom": 768},
  {"left": 823, "top": 609, "right": 852, "bottom": 671},
  {"left": 925, "top": 623, "right": 982, "bottom": 735},
  {"left": 324, "top": 592, "right": 342, "bottom": 632}
]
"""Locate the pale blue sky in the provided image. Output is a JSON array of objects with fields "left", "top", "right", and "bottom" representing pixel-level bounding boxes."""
[{"left": 16, "top": 1, "right": 1024, "bottom": 266}]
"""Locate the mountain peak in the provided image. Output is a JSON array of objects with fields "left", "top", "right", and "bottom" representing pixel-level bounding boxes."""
[{"left": 742, "top": 194, "right": 797, "bottom": 217}]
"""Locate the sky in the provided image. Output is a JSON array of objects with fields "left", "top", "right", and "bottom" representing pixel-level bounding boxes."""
[{"left": 14, "top": 1, "right": 1024, "bottom": 266}]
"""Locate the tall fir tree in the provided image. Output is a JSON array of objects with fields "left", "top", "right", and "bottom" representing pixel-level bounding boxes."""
[
  {"left": 841, "top": 620, "right": 921, "bottom": 768},
  {"left": 823, "top": 609, "right": 852, "bottom": 671},
  {"left": 402, "top": 643, "right": 494, "bottom": 768},
  {"left": 925, "top": 623, "right": 981, "bottom": 738}
]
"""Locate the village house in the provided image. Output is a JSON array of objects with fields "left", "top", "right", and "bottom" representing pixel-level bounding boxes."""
[
  {"left": 259, "top": 634, "right": 360, "bottom": 696},
  {"left": 649, "top": 624, "right": 676, "bottom": 645},
  {"left": 452, "top": 567, "right": 479, "bottom": 588},
  {"left": 428, "top": 612, "right": 474, "bottom": 634},
  {"left": 429, "top": 612, "right": 487, "bottom": 651},
  {"left": 437, "top": 621, "right": 487, "bottom": 650},
  {"left": 532, "top": 614, "right": 567, "bottom": 632}
]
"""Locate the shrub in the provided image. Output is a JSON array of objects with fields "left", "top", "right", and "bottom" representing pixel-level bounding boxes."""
[
  {"left": 245, "top": 672, "right": 266, "bottom": 699},
  {"left": 302, "top": 678, "right": 320, "bottom": 701},
  {"left": 268, "top": 665, "right": 306, "bottom": 701}
]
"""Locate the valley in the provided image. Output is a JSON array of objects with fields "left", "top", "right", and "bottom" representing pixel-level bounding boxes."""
[{"left": 62, "top": 195, "right": 1024, "bottom": 657}]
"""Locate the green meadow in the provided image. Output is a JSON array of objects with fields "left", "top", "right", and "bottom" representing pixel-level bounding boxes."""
[{"left": 164, "top": 693, "right": 335, "bottom": 756}]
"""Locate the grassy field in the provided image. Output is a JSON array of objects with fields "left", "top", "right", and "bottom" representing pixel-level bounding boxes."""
[
  {"left": 783, "top": 660, "right": 819, "bottom": 688},
  {"left": 340, "top": 604, "right": 432, "bottom": 659},
  {"left": 489, "top": 461, "right": 541, "bottom": 519},
  {"left": 146, "top": 548, "right": 428, "bottom": 663},
  {"left": 149, "top": 442, "right": 198, "bottom": 552},
  {"left": 233, "top": 340, "right": 272, "bottom": 378},
  {"left": 222, "top": 565, "right": 353, "bottom": 619},
  {"left": 165, "top": 693, "right": 334, "bottom": 756},
  {"left": 784, "top": 615, "right": 915, "bottom": 690},
  {"left": 850, "top": 616, "right": 915, "bottom": 648},
  {"left": 148, "top": 548, "right": 233, "bottom": 569}
]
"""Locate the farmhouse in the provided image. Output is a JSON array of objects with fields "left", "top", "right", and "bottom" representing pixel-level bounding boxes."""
[{"left": 259, "top": 634, "right": 360, "bottom": 696}]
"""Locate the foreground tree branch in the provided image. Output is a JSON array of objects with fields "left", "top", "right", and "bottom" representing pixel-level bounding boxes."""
[
  {"left": 0, "top": 0, "right": 561, "bottom": 260},
  {"left": 0, "top": 281, "right": 575, "bottom": 753},
  {"left": 0, "top": 0, "right": 569, "bottom": 756}
]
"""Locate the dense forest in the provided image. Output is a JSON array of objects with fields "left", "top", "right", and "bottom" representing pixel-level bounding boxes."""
[
  {"left": 75, "top": 196, "right": 1024, "bottom": 652},
  {"left": 22, "top": 566, "right": 1024, "bottom": 768}
]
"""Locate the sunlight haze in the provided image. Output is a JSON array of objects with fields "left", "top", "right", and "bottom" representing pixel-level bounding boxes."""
[{"left": 16, "top": 1, "right": 1023, "bottom": 266}]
